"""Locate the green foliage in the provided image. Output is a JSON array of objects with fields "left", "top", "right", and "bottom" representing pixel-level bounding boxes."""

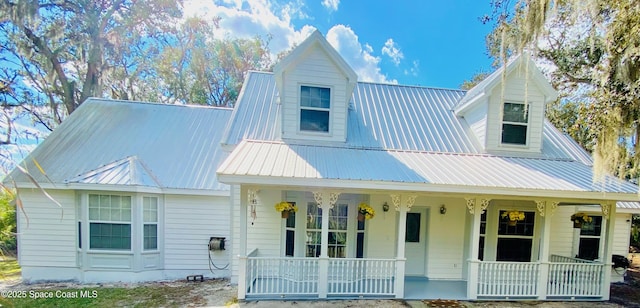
[
  {"left": 0, "top": 192, "right": 16, "bottom": 254},
  {"left": 484, "top": 0, "right": 640, "bottom": 180},
  {"left": 460, "top": 71, "right": 492, "bottom": 90},
  {"left": 632, "top": 215, "right": 640, "bottom": 248},
  {"left": 153, "top": 17, "right": 273, "bottom": 106}
]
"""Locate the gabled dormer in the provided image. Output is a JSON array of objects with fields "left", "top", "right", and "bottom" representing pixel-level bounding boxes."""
[
  {"left": 454, "top": 54, "right": 558, "bottom": 154},
  {"left": 273, "top": 30, "right": 358, "bottom": 142}
]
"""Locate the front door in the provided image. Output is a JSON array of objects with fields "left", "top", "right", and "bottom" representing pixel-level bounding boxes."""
[{"left": 405, "top": 208, "right": 427, "bottom": 276}]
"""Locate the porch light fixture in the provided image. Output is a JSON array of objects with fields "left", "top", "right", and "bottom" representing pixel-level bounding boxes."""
[
  {"left": 382, "top": 202, "right": 389, "bottom": 212},
  {"left": 440, "top": 205, "right": 446, "bottom": 215}
]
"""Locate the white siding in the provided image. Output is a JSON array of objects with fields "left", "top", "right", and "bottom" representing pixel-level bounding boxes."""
[
  {"left": 164, "top": 194, "right": 230, "bottom": 277},
  {"left": 280, "top": 47, "right": 350, "bottom": 142},
  {"left": 486, "top": 69, "right": 546, "bottom": 153},
  {"left": 549, "top": 206, "right": 577, "bottom": 257},
  {"left": 18, "top": 189, "right": 77, "bottom": 268},
  {"left": 462, "top": 102, "right": 488, "bottom": 150},
  {"left": 426, "top": 197, "right": 466, "bottom": 279},
  {"left": 246, "top": 189, "right": 282, "bottom": 257},
  {"left": 366, "top": 195, "right": 397, "bottom": 258},
  {"left": 613, "top": 213, "right": 632, "bottom": 256},
  {"left": 230, "top": 185, "right": 241, "bottom": 284}
]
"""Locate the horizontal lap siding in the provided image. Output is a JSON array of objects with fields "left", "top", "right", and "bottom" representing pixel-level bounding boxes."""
[
  {"left": 549, "top": 206, "right": 576, "bottom": 257},
  {"left": 613, "top": 213, "right": 631, "bottom": 256},
  {"left": 246, "top": 189, "right": 282, "bottom": 257},
  {"left": 164, "top": 195, "right": 230, "bottom": 270},
  {"left": 427, "top": 199, "right": 466, "bottom": 279},
  {"left": 281, "top": 48, "right": 349, "bottom": 142},
  {"left": 18, "top": 190, "right": 77, "bottom": 267},
  {"left": 487, "top": 72, "right": 546, "bottom": 152}
]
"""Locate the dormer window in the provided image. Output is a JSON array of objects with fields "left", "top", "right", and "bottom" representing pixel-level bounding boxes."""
[
  {"left": 300, "top": 86, "right": 331, "bottom": 133},
  {"left": 501, "top": 102, "right": 529, "bottom": 145}
]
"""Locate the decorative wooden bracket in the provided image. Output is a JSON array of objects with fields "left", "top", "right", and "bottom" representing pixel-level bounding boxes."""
[
  {"left": 390, "top": 194, "right": 417, "bottom": 211},
  {"left": 600, "top": 202, "right": 612, "bottom": 219},
  {"left": 535, "top": 201, "right": 558, "bottom": 217},
  {"left": 313, "top": 191, "right": 341, "bottom": 209},
  {"left": 466, "top": 198, "right": 490, "bottom": 214}
]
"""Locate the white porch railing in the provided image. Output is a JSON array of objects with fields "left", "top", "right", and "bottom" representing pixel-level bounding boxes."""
[
  {"left": 245, "top": 256, "right": 395, "bottom": 297},
  {"left": 328, "top": 258, "right": 395, "bottom": 296},
  {"left": 547, "top": 255, "right": 603, "bottom": 297},
  {"left": 477, "top": 261, "right": 540, "bottom": 297},
  {"left": 476, "top": 256, "right": 605, "bottom": 299}
]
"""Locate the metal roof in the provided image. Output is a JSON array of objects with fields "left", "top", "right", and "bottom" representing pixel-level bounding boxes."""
[
  {"left": 217, "top": 140, "right": 638, "bottom": 199},
  {"left": 223, "top": 71, "right": 594, "bottom": 163},
  {"left": 10, "top": 99, "right": 232, "bottom": 192}
]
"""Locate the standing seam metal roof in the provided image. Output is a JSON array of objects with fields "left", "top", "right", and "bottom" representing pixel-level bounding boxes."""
[{"left": 10, "top": 99, "right": 233, "bottom": 191}]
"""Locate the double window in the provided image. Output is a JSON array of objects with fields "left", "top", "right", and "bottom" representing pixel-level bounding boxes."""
[
  {"left": 501, "top": 102, "right": 528, "bottom": 145},
  {"left": 285, "top": 200, "right": 365, "bottom": 258},
  {"left": 300, "top": 86, "right": 330, "bottom": 133}
]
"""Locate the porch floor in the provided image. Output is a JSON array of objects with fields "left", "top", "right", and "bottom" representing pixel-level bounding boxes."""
[{"left": 404, "top": 276, "right": 467, "bottom": 300}]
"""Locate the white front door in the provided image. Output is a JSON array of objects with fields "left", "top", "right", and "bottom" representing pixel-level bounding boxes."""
[{"left": 405, "top": 208, "right": 427, "bottom": 276}]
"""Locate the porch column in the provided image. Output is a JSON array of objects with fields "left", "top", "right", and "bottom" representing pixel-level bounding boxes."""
[
  {"left": 535, "top": 200, "right": 557, "bottom": 299},
  {"left": 392, "top": 194, "right": 416, "bottom": 298},
  {"left": 314, "top": 191, "right": 340, "bottom": 299},
  {"left": 238, "top": 186, "right": 250, "bottom": 300},
  {"left": 466, "top": 197, "right": 489, "bottom": 300},
  {"left": 600, "top": 201, "right": 616, "bottom": 300}
]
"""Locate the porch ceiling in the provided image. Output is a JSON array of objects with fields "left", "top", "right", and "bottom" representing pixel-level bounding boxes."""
[{"left": 217, "top": 140, "right": 640, "bottom": 202}]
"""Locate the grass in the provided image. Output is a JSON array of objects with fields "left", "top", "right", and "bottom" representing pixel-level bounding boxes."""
[
  {"left": 0, "top": 257, "right": 21, "bottom": 281},
  {"left": 0, "top": 284, "right": 209, "bottom": 308},
  {"left": 0, "top": 259, "right": 224, "bottom": 307}
]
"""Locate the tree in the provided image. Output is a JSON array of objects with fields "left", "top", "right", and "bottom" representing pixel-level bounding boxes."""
[
  {"left": 153, "top": 17, "right": 273, "bottom": 106},
  {"left": 0, "top": 0, "right": 183, "bottom": 125},
  {"left": 483, "top": 0, "right": 640, "bottom": 181}
]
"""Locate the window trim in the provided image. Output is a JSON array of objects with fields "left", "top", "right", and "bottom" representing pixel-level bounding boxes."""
[
  {"left": 500, "top": 101, "right": 530, "bottom": 147},
  {"left": 298, "top": 84, "right": 333, "bottom": 135},
  {"left": 575, "top": 214, "right": 603, "bottom": 261},
  {"left": 282, "top": 194, "right": 365, "bottom": 258},
  {"left": 78, "top": 192, "right": 162, "bottom": 270}
]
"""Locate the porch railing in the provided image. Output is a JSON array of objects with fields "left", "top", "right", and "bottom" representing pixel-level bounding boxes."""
[
  {"left": 476, "top": 257, "right": 605, "bottom": 299},
  {"left": 477, "top": 261, "right": 539, "bottom": 297},
  {"left": 245, "top": 256, "right": 395, "bottom": 297},
  {"left": 328, "top": 258, "right": 395, "bottom": 296}
]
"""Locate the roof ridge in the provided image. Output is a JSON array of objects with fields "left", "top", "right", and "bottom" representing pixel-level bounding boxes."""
[{"left": 84, "top": 97, "right": 235, "bottom": 110}]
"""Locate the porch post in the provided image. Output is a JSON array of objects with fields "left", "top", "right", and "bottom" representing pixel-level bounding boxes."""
[
  {"left": 390, "top": 194, "right": 416, "bottom": 298},
  {"left": 600, "top": 202, "right": 616, "bottom": 300},
  {"left": 314, "top": 191, "right": 340, "bottom": 299},
  {"left": 466, "top": 197, "right": 488, "bottom": 300},
  {"left": 535, "top": 200, "right": 557, "bottom": 299},
  {"left": 238, "top": 186, "right": 249, "bottom": 300}
]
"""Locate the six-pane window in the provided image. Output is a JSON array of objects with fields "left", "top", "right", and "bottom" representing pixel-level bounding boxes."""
[
  {"left": 501, "top": 102, "right": 528, "bottom": 145},
  {"left": 300, "top": 86, "right": 330, "bottom": 132}
]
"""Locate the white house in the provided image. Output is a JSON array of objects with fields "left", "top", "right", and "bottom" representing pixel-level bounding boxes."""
[{"left": 9, "top": 31, "right": 640, "bottom": 301}]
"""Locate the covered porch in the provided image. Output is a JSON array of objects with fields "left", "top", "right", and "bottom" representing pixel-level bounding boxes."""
[{"left": 233, "top": 188, "right": 619, "bottom": 301}]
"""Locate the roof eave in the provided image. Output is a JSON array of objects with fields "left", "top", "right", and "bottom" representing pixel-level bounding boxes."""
[{"left": 216, "top": 174, "right": 640, "bottom": 203}]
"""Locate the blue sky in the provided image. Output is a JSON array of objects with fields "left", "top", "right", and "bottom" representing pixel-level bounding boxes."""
[{"left": 184, "top": 0, "right": 497, "bottom": 89}]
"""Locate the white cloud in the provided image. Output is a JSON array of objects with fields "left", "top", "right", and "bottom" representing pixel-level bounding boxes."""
[
  {"left": 381, "top": 38, "right": 404, "bottom": 66},
  {"left": 326, "top": 25, "right": 395, "bottom": 83},
  {"left": 321, "top": 0, "right": 340, "bottom": 12},
  {"left": 182, "top": 1, "right": 393, "bottom": 83},
  {"left": 404, "top": 60, "right": 420, "bottom": 77},
  {"left": 182, "top": 0, "right": 314, "bottom": 54}
]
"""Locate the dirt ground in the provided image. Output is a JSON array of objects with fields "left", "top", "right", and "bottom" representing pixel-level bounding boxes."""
[{"left": 2, "top": 262, "right": 640, "bottom": 307}]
